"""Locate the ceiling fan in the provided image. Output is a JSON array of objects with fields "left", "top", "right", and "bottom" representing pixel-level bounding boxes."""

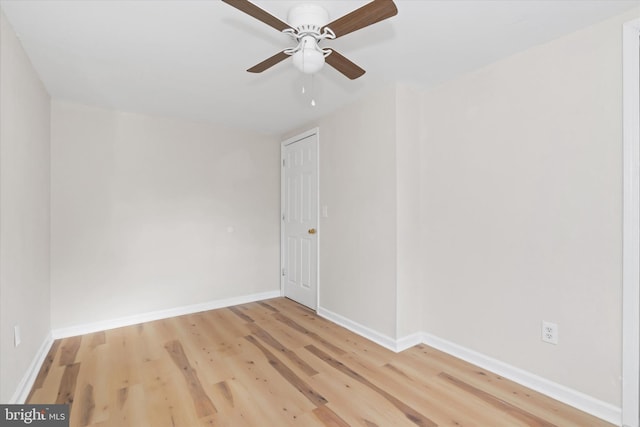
[{"left": 221, "top": 0, "right": 398, "bottom": 80}]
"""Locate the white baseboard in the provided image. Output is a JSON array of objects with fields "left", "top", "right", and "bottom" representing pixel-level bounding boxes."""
[
  {"left": 10, "top": 332, "right": 54, "bottom": 404},
  {"left": 422, "top": 333, "right": 622, "bottom": 426},
  {"left": 311, "top": 308, "right": 621, "bottom": 426},
  {"left": 395, "top": 332, "right": 424, "bottom": 352},
  {"left": 317, "top": 306, "right": 398, "bottom": 352},
  {"left": 52, "top": 290, "right": 281, "bottom": 339}
]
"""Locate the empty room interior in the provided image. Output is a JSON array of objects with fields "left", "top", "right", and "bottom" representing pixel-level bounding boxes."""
[{"left": 1, "top": 0, "right": 640, "bottom": 426}]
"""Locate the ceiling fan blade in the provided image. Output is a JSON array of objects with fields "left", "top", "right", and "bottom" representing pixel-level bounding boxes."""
[
  {"left": 222, "top": 0, "right": 292, "bottom": 32},
  {"left": 247, "top": 51, "right": 290, "bottom": 73},
  {"left": 322, "top": 0, "right": 397, "bottom": 39},
  {"left": 325, "top": 50, "right": 365, "bottom": 80}
]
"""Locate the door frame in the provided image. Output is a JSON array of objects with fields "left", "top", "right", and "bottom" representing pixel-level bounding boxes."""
[
  {"left": 622, "top": 16, "right": 640, "bottom": 427},
  {"left": 280, "top": 127, "right": 320, "bottom": 310}
]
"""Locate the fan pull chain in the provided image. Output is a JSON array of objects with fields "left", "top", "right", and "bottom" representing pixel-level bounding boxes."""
[
  {"left": 301, "top": 39, "right": 308, "bottom": 95},
  {"left": 300, "top": 74, "right": 316, "bottom": 107},
  {"left": 301, "top": 38, "right": 316, "bottom": 106}
]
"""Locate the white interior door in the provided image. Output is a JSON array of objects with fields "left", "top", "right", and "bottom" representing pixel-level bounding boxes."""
[{"left": 281, "top": 129, "right": 318, "bottom": 310}]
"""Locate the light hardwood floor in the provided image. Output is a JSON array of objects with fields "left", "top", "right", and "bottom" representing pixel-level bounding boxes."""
[{"left": 27, "top": 298, "right": 612, "bottom": 426}]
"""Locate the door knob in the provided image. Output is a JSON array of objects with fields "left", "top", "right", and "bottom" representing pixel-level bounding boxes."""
[{"left": 308, "top": 228, "right": 316, "bottom": 234}]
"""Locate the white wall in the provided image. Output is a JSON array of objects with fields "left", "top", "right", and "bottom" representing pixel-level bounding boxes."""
[
  {"left": 0, "top": 11, "right": 51, "bottom": 403},
  {"left": 288, "top": 87, "right": 399, "bottom": 338},
  {"left": 421, "top": 9, "right": 638, "bottom": 406},
  {"left": 286, "top": 84, "right": 429, "bottom": 342},
  {"left": 50, "top": 101, "right": 280, "bottom": 329},
  {"left": 395, "top": 84, "right": 423, "bottom": 339}
]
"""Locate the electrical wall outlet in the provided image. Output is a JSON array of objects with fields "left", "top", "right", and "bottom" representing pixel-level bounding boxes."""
[
  {"left": 542, "top": 321, "right": 558, "bottom": 345},
  {"left": 14, "top": 325, "right": 21, "bottom": 347}
]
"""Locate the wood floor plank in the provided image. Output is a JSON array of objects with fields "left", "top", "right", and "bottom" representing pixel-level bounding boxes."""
[
  {"left": 234, "top": 302, "right": 282, "bottom": 325},
  {"left": 311, "top": 404, "right": 351, "bottom": 426},
  {"left": 78, "top": 384, "right": 95, "bottom": 427},
  {"left": 27, "top": 339, "right": 62, "bottom": 402},
  {"left": 274, "top": 312, "right": 347, "bottom": 356},
  {"left": 88, "top": 331, "right": 106, "bottom": 350},
  {"left": 338, "top": 345, "right": 518, "bottom": 425},
  {"left": 56, "top": 362, "right": 81, "bottom": 406},
  {"left": 106, "top": 328, "right": 131, "bottom": 391},
  {"left": 228, "top": 306, "right": 254, "bottom": 323},
  {"left": 27, "top": 298, "right": 614, "bottom": 427},
  {"left": 439, "top": 371, "right": 557, "bottom": 427},
  {"left": 383, "top": 356, "right": 536, "bottom": 427},
  {"left": 400, "top": 344, "right": 609, "bottom": 427},
  {"left": 246, "top": 322, "right": 319, "bottom": 377},
  {"left": 193, "top": 310, "right": 252, "bottom": 359},
  {"left": 27, "top": 362, "right": 66, "bottom": 405},
  {"left": 142, "top": 318, "right": 180, "bottom": 362},
  {"left": 59, "top": 336, "right": 82, "bottom": 366},
  {"left": 216, "top": 346, "right": 317, "bottom": 426},
  {"left": 108, "top": 383, "right": 150, "bottom": 427},
  {"left": 140, "top": 355, "right": 203, "bottom": 427},
  {"left": 213, "top": 375, "right": 300, "bottom": 426},
  {"left": 74, "top": 339, "right": 109, "bottom": 426},
  {"left": 164, "top": 339, "right": 217, "bottom": 418},
  {"left": 306, "top": 369, "right": 418, "bottom": 426},
  {"left": 243, "top": 335, "right": 327, "bottom": 407},
  {"left": 248, "top": 316, "right": 317, "bottom": 351},
  {"left": 170, "top": 314, "right": 236, "bottom": 386},
  {"left": 257, "top": 300, "right": 280, "bottom": 313},
  {"left": 214, "top": 380, "right": 234, "bottom": 407},
  {"left": 335, "top": 352, "right": 487, "bottom": 426},
  {"left": 209, "top": 308, "right": 252, "bottom": 338},
  {"left": 306, "top": 344, "right": 437, "bottom": 427}
]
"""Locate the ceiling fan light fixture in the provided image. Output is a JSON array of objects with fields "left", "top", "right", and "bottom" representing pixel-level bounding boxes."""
[{"left": 292, "top": 47, "right": 325, "bottom": 74}]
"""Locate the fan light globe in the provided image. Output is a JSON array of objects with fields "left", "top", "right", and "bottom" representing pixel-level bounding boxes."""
[{"left": 292, "top": 48, "right": 324, "bottom": 74}]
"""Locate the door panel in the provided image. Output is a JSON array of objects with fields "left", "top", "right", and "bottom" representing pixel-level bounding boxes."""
[
  {"left": 282, "top": 131, "right": 318, "bottom": 309},
  {"left": 300, "top": 237, "right": 311, "bottom": 289}
]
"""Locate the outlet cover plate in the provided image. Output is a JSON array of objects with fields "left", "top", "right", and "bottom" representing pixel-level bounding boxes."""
[{"left": 542, "top": 321, "right": 558, "bottom": 345}]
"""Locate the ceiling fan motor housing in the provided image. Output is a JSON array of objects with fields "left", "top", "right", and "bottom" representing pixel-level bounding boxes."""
[{"left": 287, "top": 4, "right": 329, "bottom": 33}]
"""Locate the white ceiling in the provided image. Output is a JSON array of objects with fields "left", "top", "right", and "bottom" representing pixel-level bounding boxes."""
[{"left": 1, "top": 0, "right": 637, "bottom": 135}]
